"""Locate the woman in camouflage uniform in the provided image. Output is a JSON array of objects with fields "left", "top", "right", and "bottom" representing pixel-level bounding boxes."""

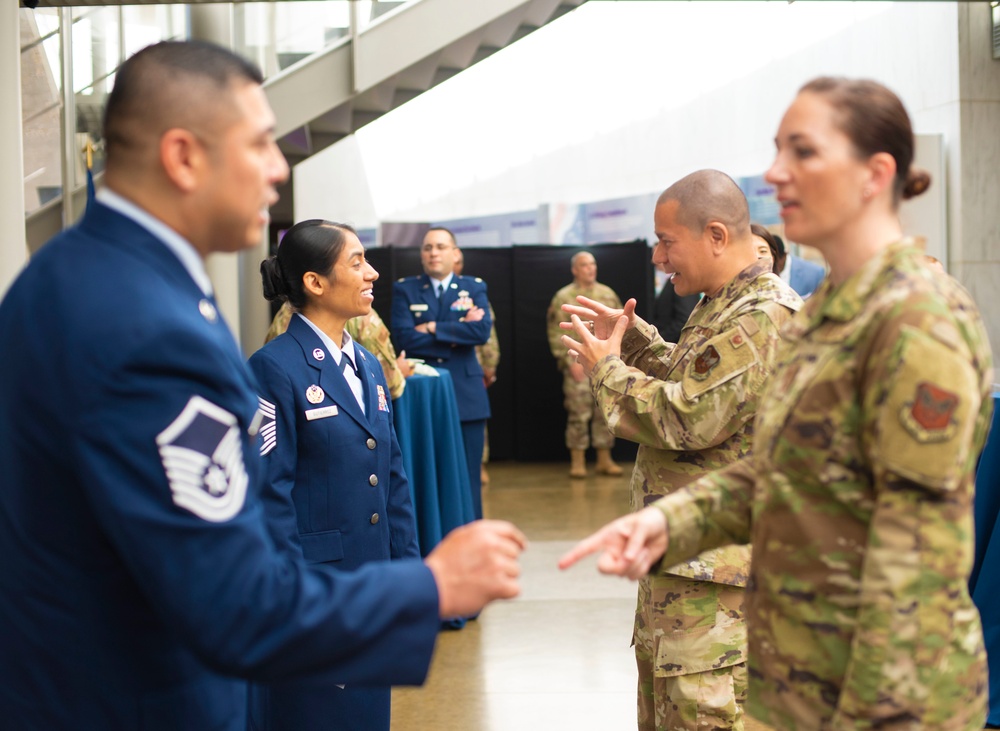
[{"left": 562, "top": 78, "right": 992, "bottom": 730}]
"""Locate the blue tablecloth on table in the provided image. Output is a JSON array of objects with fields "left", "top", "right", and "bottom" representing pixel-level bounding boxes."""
[
  {"left": 971, "top": 394, "right": 1000, "bottom": 725},
  {"left": 393, "top": 371, "right": 475, "bottom": 558}
]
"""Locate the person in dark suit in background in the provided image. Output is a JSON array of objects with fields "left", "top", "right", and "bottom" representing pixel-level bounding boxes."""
[
  {"left": 0, "top": 41, "right": 525, "bottom": 730},
  {"left": 248, "top": 220, "right": 419, "bottom": 731},
  {"left": 648, "top": 273, "right": 700, "bottom": 344},
  {"left": 391, "top": 227, "right": 493, "bottom": 520}
]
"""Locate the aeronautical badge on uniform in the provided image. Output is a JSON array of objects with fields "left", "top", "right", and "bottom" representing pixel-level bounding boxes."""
[
  {"left": 451, "top": 294, "right": 474, "bottom": 312},
  {"left": 377, "top": 384, "right": 389, "bottom": 412},
  {"left": 156, "top": 395, "right": 248, "bottom": 522},
  {"left": 257, "top": 396, "right": 277, "bottom": 456}
]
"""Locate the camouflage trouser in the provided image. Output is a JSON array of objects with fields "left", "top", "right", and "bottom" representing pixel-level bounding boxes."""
[
  {"left": 634, "top": 576, "right": 747, "bottom": 731},
  {"left": 562, "top": 370, "right": 614, "bottom": 450}
]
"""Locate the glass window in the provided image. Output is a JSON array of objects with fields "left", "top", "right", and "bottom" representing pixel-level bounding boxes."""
[{"left": 21, "top": 8, "right": 64, "bottom": 215}]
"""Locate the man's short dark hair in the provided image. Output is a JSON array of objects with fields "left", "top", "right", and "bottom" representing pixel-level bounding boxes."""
[
  {"left": 103, "top": 41, "right": 264, "bottom": 165},
  {"left": 425, "top": 226, "right": 457, "bottom": 246}
]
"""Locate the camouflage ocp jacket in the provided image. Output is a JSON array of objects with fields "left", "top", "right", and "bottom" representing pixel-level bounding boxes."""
[{"left": 656, "top": 241, "right": 993, "bottom": 730}]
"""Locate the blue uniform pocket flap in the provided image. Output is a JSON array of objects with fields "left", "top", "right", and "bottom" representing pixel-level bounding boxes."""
[{"left": 300, "top": 530, "right": 344, "bottom": 564}]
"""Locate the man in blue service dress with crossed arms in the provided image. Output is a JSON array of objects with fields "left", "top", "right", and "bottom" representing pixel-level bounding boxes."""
[
  {"left": 392, "top": 227, "right": 493, "bottom": 520},
  {"left": 0, "top": 41, "right": 526, "bottom": 731}
]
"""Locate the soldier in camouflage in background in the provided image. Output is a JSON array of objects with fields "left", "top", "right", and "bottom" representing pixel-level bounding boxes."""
[
  {"left": 560, "top": 170, "right": 801, "bottom": 731},
  {"left": 546, "top": 251, "right": 624, "bottom": 478},
  {"left": 560, "top": 78, "right": 992, "bottom": 730},
  {"left": 265, "top": 301, "right": 411, "bottom": 399}
]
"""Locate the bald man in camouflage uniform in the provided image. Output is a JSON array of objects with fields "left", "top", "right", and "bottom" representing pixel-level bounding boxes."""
[
  {"left": 265, "top": 302, "right": 409, "bottom": 399},
  {"left": 547, "top": 251, "right": 624, "bottom": 478},
  {"left": 560, "top": 170, "right": 801, "bottom": 731}
]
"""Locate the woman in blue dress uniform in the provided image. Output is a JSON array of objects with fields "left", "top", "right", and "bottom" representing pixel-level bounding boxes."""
[{"left": 247, "top": 220, "right": 420, "bottom": 731}]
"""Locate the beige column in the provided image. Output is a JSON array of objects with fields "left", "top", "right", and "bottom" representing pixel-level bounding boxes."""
[
  {"left": 191, "top": 3, "right": 273, "bottom": 356},
  {"left": 1, "top": 5, "right": 28, "bottom": 298},
  {"left": 189, "top": 5, "right": 244, "bottom": 348},
  {"left": 950, "top": 4, "right": 1000, "bottom": 355}
]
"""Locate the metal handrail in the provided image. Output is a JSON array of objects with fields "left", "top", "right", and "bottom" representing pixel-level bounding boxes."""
[{"left": 20, "top": 6, "right": 104, "bottom": 54}]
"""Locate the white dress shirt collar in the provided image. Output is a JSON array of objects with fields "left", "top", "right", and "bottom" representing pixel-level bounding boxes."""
[
  {"left": 296, "top": 314, "right": 365, "bottom": 414},
  {"left": 429, "top": 272, "right": 454, "bottom": 294}
]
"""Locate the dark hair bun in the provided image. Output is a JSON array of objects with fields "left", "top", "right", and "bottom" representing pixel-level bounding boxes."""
[
  {"left": 260, "top": 257, "right": 289, "bottom": 302},
  {"left": 902, "top": 167, "right": 931, "bottom": 200}
]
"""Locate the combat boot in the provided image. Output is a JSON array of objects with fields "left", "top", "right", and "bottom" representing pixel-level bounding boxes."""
[
  {"left": 569, "top": 449, "right": 587, "bottom": 478},
  {"left": 595, "top": 448, "right": 623, "bottom": 476}
]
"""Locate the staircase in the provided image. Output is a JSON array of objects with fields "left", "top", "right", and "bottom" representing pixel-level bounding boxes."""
[{"left": 24, "top": 0, "right": 587, "bottom": 249}]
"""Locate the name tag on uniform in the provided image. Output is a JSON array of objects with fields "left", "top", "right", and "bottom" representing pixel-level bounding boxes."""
[
  {"left": 410, "top": 304, "right": 429, "bottom": 312},
  {"left": 305, "top": 405, "right": 338, "bottom": 421}
]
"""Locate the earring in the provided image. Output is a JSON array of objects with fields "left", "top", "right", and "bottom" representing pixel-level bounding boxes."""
[{"left": 862, "top": 187, "right": 872, "bottom": 200}]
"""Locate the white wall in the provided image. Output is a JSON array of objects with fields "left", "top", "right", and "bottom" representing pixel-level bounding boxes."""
[
  {"left": 295, "top": 2, "right": 960, "bottom": 230},
  {"left": 294, "top": 134, "right": 379, "bottom": 228},
  {"left": 296, "top": 1, "right": 1000, "bottom": 348}
]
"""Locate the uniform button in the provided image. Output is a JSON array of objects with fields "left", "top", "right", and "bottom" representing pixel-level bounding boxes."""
[
  {"left": 370, "top": 513, "right": 380, "bottom": 525},
  {"left": 366, "top": 438, "right": 376, "bottom": 450},
  {"left": 369, "top": 474, "right": 378, "bottom": 486}
]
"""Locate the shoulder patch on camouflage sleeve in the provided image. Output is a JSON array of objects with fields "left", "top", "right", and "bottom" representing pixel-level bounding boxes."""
[
  {"left": 692, "top": 345, "right": 721, "bottom": 379},
  {"left": 899, "top": 382, "right": 959, "bottom": 443},
  {"left": 682, "top": 326, "right": 759, "bottom": 401},
  {"left": 876, "top": 324, "right": 978, "bottom": 491}
]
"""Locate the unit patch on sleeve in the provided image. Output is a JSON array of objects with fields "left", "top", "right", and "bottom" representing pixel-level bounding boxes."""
[
  {"left": 156, "top": 395, "right": 249, "bottom": 522},
  {"left": 692, "top": 344, "right": 721, "bottom": 380},
  {"left": 899, "top": 381, "right": 959, "bottom": 443}
]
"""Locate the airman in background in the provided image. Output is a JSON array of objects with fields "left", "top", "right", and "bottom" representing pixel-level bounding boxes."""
[
  {"left": 546, "top": 251, "right": 624, "bottom": 478},
  {"left": 454, "top": 249, "right": 499, "bottom": 485}
]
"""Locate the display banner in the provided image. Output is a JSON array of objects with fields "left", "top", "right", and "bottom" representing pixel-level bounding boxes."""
[
  {"left": 431, "top": 210, "right": 542, "bottom": 248},
  {"left": 581, "top": 193, "right": 656, "bottom": 244},
  {"left": 739, "top": 175, "right": 781, "bottom": 226},
  {"left": 539, "top": 203, "right": 585, "bottom": 246}
]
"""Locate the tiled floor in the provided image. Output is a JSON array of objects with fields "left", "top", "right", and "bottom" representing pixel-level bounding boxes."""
[{"left": 391, "top": 461, "right": 772, "bottom": 731}]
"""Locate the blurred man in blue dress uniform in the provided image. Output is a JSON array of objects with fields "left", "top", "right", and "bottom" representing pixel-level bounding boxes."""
[
  {"left": 391, "top": 228, "right": 493, "bottom": 519},
  {"left": 0, "top": 41, "right": 525, "bottom": 730},
  {"left": 767, "top": 232, "right": 826, "bottom": 297}
]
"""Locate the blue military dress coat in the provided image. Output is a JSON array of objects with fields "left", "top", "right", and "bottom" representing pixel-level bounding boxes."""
[
  {"left": 391, "top": 274, "right": 492, "bottom": 423},
  {"left": 247, "top": 314, "right": 421, "bottom": 731},
  {"left": 0, "top": 202, "right": 440, "bottom": 731},
  {"left": 787, "top": 254, "right": 826, "bottom": 298}
]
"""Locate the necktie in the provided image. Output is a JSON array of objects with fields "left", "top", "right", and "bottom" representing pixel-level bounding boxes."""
[
  {"left": 340, "top": 352, "right": 357, "bottom": 377},
  {"left": 436, "top": 283, "right": 444, "bottom": 299}
]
